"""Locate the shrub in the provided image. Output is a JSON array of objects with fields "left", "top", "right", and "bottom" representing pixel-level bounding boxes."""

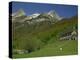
[{"left": 23, "top": 37, "right": 43, "bottom": 53}]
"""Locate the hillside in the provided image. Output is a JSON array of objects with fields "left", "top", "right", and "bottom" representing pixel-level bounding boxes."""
[
  {"left": 13, "top": 40, "right": 78, "bottom": 58},
  {"left": 12, "top": 11, "right": 78, "bottom": 58}
]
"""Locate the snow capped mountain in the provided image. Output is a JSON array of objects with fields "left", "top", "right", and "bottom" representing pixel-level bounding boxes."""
[
  {"left": 30, "top": 13, "right": 40, "bottom": 18},
  {"left": 12, "top": 9, "right": 26, "bottom": 22},
  {"left": 48, "top": 10, "right": 62, "bottom": 20},
  {"left": 48, "top": 10, "right": 56, "bottom": 17},
  {"left": 12, "top": 9, "right": 63, "bottom": 25},
  {"left": 12, "top": 9, "right": 26, "bottom": 18}
]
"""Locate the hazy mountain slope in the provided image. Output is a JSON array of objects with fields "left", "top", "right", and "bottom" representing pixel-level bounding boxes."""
[{"left": 12, "top": 15, "right": 77, "bottom": 50}]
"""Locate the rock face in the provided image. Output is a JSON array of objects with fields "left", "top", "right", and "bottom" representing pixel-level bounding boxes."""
[{"left": 12, "top": 9, "right": 63, "bottom": 28}]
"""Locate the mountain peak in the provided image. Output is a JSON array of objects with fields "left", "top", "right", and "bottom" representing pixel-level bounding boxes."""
[
  {"left": 30, "top": 13, "right": 40, "bottom": 18},
  {"left": 48, "top": 10, "right": 63, "bottom": 20},
  {"left": 48, "top": 10, "right": 57, "bottom": 17},
  {"left": 48, "top": 10, "right": 55, "bottom": 14},
  {"left": 12, "top": 9, "right": 26, "bottom": 17}
]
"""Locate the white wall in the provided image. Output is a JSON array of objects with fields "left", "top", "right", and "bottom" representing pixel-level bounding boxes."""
[{"left": 0, "top": 0, "right": 80, "bottom": 60}]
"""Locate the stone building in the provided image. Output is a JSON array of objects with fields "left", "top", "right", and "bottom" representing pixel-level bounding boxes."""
[{"left": 59, "top": 27, "right": 78, "bottom": 40}]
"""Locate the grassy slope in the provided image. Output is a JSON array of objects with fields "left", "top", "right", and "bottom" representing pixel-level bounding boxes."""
[
  {"left": 13, "top": 16, "right": 78, "bottom": 58},
  {"left": 13, "top": 40, "right": 78, "bottom": 58}
]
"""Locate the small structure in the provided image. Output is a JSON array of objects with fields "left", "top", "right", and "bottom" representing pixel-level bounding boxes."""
[
  {"left": 59, "top": 27, "right": 78, "bottom": 40},
  {"left": 71, "top": 30, "right": 78, "bottom": 40},
  {"left": 13, "top": 49, "right": 28, "bottom": 54}
]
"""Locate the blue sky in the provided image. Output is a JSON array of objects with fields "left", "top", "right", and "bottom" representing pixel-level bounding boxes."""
[{"left": 11, "top": 1, "right": 78, "bottom": 18}]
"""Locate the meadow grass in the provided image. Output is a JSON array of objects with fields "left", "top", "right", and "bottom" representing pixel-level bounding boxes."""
[{"left": 13, "top": 40, "right": 78, "bottom": 58}]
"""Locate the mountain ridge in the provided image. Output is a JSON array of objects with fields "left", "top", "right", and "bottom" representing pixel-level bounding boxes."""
[{"left": 12, "top": 9, "right": 63, "bottom": 29}]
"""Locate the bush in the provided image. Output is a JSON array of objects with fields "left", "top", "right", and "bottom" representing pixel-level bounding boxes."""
[{"left": 23, "top": 37, "right": 43, "bottom": 53}]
